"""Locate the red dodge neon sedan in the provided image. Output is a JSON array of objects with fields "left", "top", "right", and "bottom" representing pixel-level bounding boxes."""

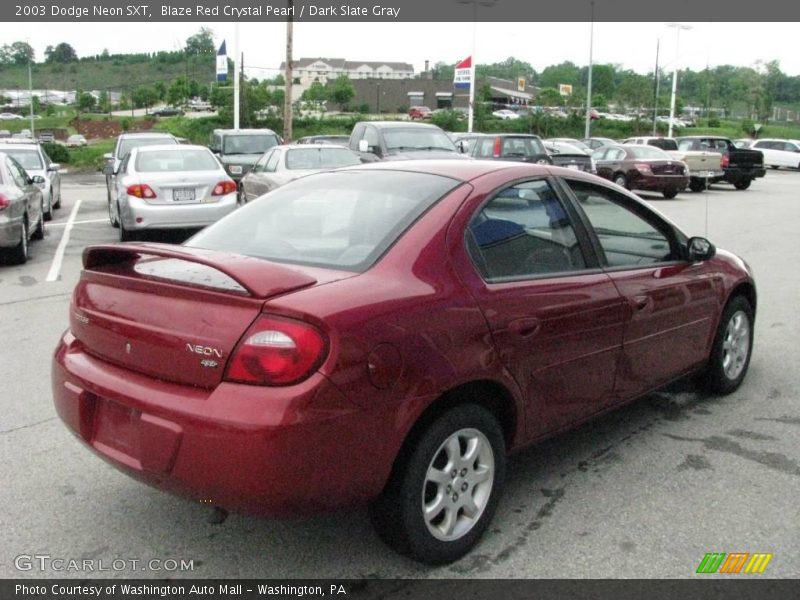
[{"left": 53, "top": 161, "right": 755, "bottom": 564}]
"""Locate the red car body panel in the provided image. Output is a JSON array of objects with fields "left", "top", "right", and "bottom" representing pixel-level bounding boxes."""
[{"left": 52, "top": 161, "right": 756, "bottom": 516}]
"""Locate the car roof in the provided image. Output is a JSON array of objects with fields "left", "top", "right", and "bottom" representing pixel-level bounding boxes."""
[
  {"left": 118, "top": 132, "right": 175, "bottom": 139},
  {"left": 0, "top": 139, "right": 40, "bottom": 147},
  {"left": 213, "top": 128, "right": 278, "bottom": 135},
  {"left": 133, "top": 144, "right": 210, "bottom": 153},
  {"left": 340, "top": 158, "right": 556, "bottom": 182},
  {"left": 362, "top": 121, "right": 444, "bottom": 129}
]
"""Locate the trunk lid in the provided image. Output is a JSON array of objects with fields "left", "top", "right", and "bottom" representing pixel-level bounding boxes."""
[
  {"left": 70, "top": 244, "right": 326, "bottom": 388},
  {"left": 729, "top": 148, "right": 764, "bottom": 169},
  {"left": 647, "top": 160, "right": 685, "bottom": 175}
]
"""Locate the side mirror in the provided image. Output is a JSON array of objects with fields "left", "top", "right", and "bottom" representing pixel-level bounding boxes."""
[
  {"left": 456, "top": 140, "right": 468, "bottom": 154},
  {"left": 103, "top": 153, "right": 113, "bottom": 161},
  {"left": 358, "top": 139, "right": 369, "bottom": 153},
  {"left": 31, "top": 175, "right": 45, "bottom": 184},
  {"left": 48, "top": 163, "right": 60, "bottom": 172},
  {"left": 687, "top": 236, "right": 716, "bottom": 262}
]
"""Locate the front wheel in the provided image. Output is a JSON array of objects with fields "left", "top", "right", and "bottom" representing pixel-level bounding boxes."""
[
  {"left": 689, "top": 179, "right": 706, "bottom": 193},
  {"left": 5, "top": 216, "right": 29, "bottom": 264},
  {"left": 119, "top": 204, "right": 136, "bottom": 241},
  {"left": 369, "top": 404, "right": 506, "bottom": 565},
  {"left": 613, "top": 174, "right": 628, "bottom": 189},
  {"left": 734, "top": 179, "right": 752, "bottom": 190},
  {"left": 662, "top": 187, "right": 679, "bottom": 199},
  {"left": 699, "top": 296, "right": 754, "bottom": 395},
  {"left": 31, "top": 203, "right": 45, "bottom": 240},
  {"left": 43, "top": 193, "right": 53, "bottom": 221}
]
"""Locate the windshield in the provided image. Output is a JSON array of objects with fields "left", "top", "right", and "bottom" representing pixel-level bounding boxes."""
[
  {"left": 118, "top": 136, "right": 177, "bottom": 158},
  {"left": 648, "top": 138, "right": 678, "bottom": 151},
  {"left": 500, "top": 137, "right": 546, "bottom": 157},
  {"left": 186, "top": 170, "right": 460, "bottom": 272},
  {"left": 135, "top": 149, "right": 219, "bottom": 172},
  {"left": 223, "top": 134, "right": 279, "bottom": 155},
  {"left": 383, "top": 129, "right": 457, "bottom": 153},
  {"left": 628, "top": 146, "right": 671, "bottom": 160},
  {"left": 3, "top": 149, "right": 43, "bottom": 170},
  {"left": 286, "top": 147, "right": 361, "bottom": 170}
]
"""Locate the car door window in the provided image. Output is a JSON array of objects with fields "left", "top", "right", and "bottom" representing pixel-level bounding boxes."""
[
  {"left": 475, "top": 138, "right": 495, "bottom": 158},
  {"left": 606, "top": 148, "right": 625, "bottom": 160},
  {"left": 6, "top": 158, "right": 28, "bottom": 188},
  {"left": 118, "top": 153, "right": 131, "bottom": 174},
  {"left": 564, "top": 179, "right": 679, "bottom": 268},
  {"left": 363, "top": 127, "right": 380, "bottom": 152},
  {"left": 264, "top": 151, "right": 281, "bottom": 173},
  {"left": 467, "top": 179, "right": 587, "bottom": 280},
  {"left": 254, "top": 150, "right": 273, "bottom": 173}
]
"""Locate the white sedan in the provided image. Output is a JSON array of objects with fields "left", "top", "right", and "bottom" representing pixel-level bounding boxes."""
[
  {"left": 749, "top": 138, "right": 800, "bottom": 169},
  {"left": 492, "top": 109, "right": 520, "bottom": 120},
  {"left": 109, "top": 144, "right": 238, "bottom": 241}
]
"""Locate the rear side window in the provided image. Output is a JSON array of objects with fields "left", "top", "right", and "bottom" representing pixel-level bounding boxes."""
[
  {"left": 187, "top": 170, "right": 460, "bottom": 272},
  {"left": 648, "top": 138, "right": 678, "bottom": 151},
  {"left": 467, "top": 179, "right": 586, "bottom": 280}
]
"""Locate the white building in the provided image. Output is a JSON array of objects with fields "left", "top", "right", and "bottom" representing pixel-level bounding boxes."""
[{"left": 279, "top": 58, "right": 414, "bottom": 85}]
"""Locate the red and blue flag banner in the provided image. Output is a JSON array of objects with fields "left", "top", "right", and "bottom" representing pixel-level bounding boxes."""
[
  {"left": 454, "top": 56, "right": 472, "bottom": 90},
  {"left": 216, "top": 41, "right": 227, "bottom": 82}
]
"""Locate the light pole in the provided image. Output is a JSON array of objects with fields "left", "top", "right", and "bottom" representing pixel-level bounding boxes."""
[
  {"left": 667, "top": 23, "right": 692, "bottom": 138},
  {"left": 457, "top": 0, "right": 497, "bottom": 133},
  {"left": 584, "top": 0, "right": 595, "bottom": 139}
]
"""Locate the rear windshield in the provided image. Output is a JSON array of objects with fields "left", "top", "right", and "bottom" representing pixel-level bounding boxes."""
[
  {"left": 223, "top": 134, "right": 279, "bottom": 155},
  {"left": 628, "top": 146, "right": 671, "bottom": 160},
  {"left": 135, "top": 149, "right": 219, "bottom": 172},
  {"left": 647, "top": 138, "right": 678, "bottom": 151},
  {"left": 186, "top": 170, "right": 460, "bottom": 272},
  {"left": 286, "top": 147, "right": 361, "bottom": 170},
  {"left": 3, "top": 149, "right": 42, "bottom": 170},
  {"left": 118, "top": 136, "right": 177, "bottom": 158},
  {"left": 500, "top": 137, "right": 546, "bottom": 157}
]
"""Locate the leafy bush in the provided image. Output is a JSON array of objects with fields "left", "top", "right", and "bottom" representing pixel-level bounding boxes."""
[
  {"left": 41, "top": 142, "right": 69, "bottom": 163},
  {"left": 358, "top": 104, "right": 370, "bottom": 114}
]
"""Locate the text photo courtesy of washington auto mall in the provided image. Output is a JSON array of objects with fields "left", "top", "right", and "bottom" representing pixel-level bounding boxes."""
[{"left": 0, "top": 1, "right": 798, "bottom": 598}]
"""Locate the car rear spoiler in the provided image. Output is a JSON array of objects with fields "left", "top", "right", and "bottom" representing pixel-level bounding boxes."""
[{"left": 82, "top": 243, "right": 317, "bottom": 299}]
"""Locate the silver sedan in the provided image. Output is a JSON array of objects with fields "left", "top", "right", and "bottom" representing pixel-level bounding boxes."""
[
  {"left": 0, "top": 152, "right": 45, "bottom": 264},
  {"left": 241, "top": 144, "right": 361, "bottom": 202},
  {"left": 109, "top": 145, "right": 238, "bottom": 242}
]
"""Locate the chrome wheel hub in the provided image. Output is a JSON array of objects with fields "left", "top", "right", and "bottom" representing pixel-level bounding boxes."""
[
  {"left": 422, "top": 428, "right": 494, "bottom": 542},
  {"left": 721, "top": 310, "right": 750, "bottom": 380}
]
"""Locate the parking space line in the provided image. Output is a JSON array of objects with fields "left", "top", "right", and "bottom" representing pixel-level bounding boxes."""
[
  {"left": 46, "top": 199, "right": 83, "bottom": 283},
  {"left": 48, "top": 218, "right": 107, "bottom": 228}
]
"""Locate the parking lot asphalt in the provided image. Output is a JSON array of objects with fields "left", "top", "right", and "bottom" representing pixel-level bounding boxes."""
[{"left": 1, "top": 170, "right": 798, "bottom": 579}]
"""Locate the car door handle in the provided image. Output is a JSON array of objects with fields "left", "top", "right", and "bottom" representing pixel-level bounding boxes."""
[
  {"left": 508, "top": 317, "right": 541, "bottom": 338},
  {"left": 631, "top": 295, "right": 652, "bottom": 311}
]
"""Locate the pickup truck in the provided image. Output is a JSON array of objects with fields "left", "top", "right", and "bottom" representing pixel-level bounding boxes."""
[
  {"left": 676, "top": 136, "right": 765, "bottom": 190},
  {"left": 622, "top": 136, "right": 724, "bottom": 192},
  {"left": 348, "top": 121, "right": 465, "bottom": 162}
]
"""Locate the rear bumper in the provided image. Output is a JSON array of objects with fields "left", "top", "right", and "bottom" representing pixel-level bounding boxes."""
[
  {"left": 720, "top": 167, "right": 766, "bottom": 183},
  {"left": 0, "top": 217, "right": 23, "bottom": 248},
  {"left": 120, "top": 194, "right": 237, "bottom": 231},
  {"left": 689, "top": 169, "right": 724, "bottom": 180},
  {"left": 631, "top": 174, "right": 689, "bottom": 192},
  {"left": 52, "top": 331, "right": 401, "bottom": 515}
]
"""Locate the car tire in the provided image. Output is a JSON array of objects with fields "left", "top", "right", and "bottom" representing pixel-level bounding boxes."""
[
  {"left": 733, "top": 179, "right": 752, "bottom": 190},
  {"left": 31, "top": 203, "right": 45, "bottom": 240},
  {"left": 699, "top": 295, "right": 754, "bottom": 395},
  {"left": 689, "top": 179, "right": 706, "bottom": 193},
  {"left": 108, "top": 199, "right": 119, "bottom": 228},
  {"left": 770, "top": 165, "right": 779, "bottom": 170},
  {"left": 613, "top": 174, "right": 628, "bottom": 189},
  {"left": 662, "top": 187, "right": 679, "bottom": 199},
  {"left": 118, "top": 204, "right": 135, "bottom": 242},
  {"left": 369, "top": 403, "right": 506, "bottom": 565},
  {"left": 6, "top": 216, "right": 29, "bottom": 264},
  {"left": 43, "top": 194, "right": 53, "bottom": 222}
]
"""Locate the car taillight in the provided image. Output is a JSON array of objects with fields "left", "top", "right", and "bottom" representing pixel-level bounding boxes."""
[
  {"left": 721, "top": 154, "right": 729, "bottom": 168},
  {"left": 212, "top": 180, "right": 237, "bottom": 196},
  {"left": 634, "top": 163, "right": 652, "bottom": 173},
  {"left": 126, "top": 184, "right": 156, "bottom": 200},
  {"left": 493, "top": 137, "right": 502, "bottom": 158},
  {"left": 0, "top": 193, "right": 9, "bottom": 210},
  {"left": 225, "top": 315, "right": 328, "bottom": 386}
]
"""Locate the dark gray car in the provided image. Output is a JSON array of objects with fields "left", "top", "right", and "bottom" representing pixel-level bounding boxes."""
[{"left": 0, "top": 152, "right": 45, "bottom": 264}]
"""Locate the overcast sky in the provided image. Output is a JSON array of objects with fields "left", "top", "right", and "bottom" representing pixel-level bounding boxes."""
[{"left": 3, "top": 22, "right": 798, "bottom": 77}]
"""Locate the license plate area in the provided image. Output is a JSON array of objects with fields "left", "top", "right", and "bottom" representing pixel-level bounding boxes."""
[
  {"left": 173, "top": 188, "right": 196, "bottom": 202},
  {"left": 93, "top": 398, "right": 141, "bottom": 460}
]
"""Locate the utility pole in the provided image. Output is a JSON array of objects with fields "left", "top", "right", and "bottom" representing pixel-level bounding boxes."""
[
  {"left": 667, "top": 23, "right": 692, "bottom": 138},
  {"left": 584, "top": 0, "right": 595, "bottom": 139},
  {"left": 240, "top": 52, "right": 246, "bottom": 126},
  {"left": 283, "top": 0, "right": 294, "bottom": 142},
  {"left": 28, "top": 60, "right": 35, "bottom": 137},
  {"left": 233, "top": 21, "right": 240, "bottom": 129},
  {"left": 652, "top": 38, "right": 660, "bottom": 136}
]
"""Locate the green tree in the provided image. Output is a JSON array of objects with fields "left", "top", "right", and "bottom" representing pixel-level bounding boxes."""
[
  {"left": 539, "top": 61, "right": 581, "bottom": 89},
  {"left": 301, "top": 81, "right": 327, "bottom": 103},
  {"left": 185, "top": 28, "right": 215, "bottom": 56},
  {"left": 45, "top": 42, "right": 78, "bottom": 63},
  {"left": 98, "top": 90, "right": 111, "bottom": 113},
  {"left": 154, "top": 81, "right": 167, "bottom": 101},
  {"left": 132, "top": 86, "right": 158, "bottom": 112},
  {"left": 77, "top": 91, "right": 96, "bottom": 113},
  {"left": 327, "top": 75, "right": 355, "bottom": 110},
  {"left": 537, "top": 88, "right": 563, "bottom": 107},
  {"left": 8, "top": 41, "right": 34, "bottom": 65}
]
